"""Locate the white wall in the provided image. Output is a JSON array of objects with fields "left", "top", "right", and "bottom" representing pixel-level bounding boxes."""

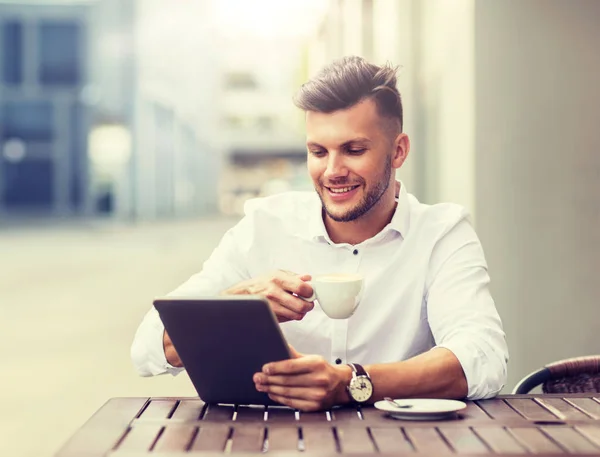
[
  {"left": 416, "top": 0, "right": 475, "bottom": 213},
  {"left": 474, "top": 0, "right": 600, "bottom": 391},
  {"left": 373, "top": 0, "right": 418, "bottom": 195}
]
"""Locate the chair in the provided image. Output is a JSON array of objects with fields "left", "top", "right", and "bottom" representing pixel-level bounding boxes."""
[{"left": 512, "top": 355, "right": 600, "bottom": 394}]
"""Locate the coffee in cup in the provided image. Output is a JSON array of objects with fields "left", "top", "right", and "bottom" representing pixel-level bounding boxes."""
[{"left": 300, "top": 273, "right": 363, "bottom": 319}]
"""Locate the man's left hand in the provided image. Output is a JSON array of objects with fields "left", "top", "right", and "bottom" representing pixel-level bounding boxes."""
[{"left": 253, "top": 346, "right": 352, "bottom": 412}]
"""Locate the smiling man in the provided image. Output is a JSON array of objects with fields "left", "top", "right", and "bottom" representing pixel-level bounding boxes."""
[{"left": 131, "top": 56, "right": 508, "bottom": 411}]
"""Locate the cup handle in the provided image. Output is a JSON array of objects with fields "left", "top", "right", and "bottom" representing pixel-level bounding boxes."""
[{"left": 297, "top": 281, "right": 316, "bottom": 302}]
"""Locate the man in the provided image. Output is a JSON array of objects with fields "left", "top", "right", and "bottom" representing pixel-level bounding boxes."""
[{"left": 131, "top": 56, "right": 508, "bottom": 412}]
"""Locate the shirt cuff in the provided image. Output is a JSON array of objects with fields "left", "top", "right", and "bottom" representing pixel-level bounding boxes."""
[
  {"left": 435, "top": 338, "right": 503, "bottom": 400},
  {"left": 131, "top": 308, "right": 185, "bottom": 377}
]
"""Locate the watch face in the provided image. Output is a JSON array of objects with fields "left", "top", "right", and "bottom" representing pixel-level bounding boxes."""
[{"left": 349, "top": 375, "right": 373, "bottom": 402}]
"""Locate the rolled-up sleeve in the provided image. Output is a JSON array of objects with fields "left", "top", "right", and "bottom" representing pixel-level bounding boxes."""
[
  {"left": 130, "top": 213, "right": 255, "bottom": 377},
  {"left": 426, "top": 216, "right": 509, "bottom": 399}
]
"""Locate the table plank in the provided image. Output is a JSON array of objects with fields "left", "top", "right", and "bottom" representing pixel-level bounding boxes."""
[
  {"left": 369, "top": 427, "right": 414, "bottom": 453},
  {"left": 566, "top": 398, "right": 600, "bottom": 419},
  {"left": 56, "top": 397, "right": 148, "bottom": 457},
  {"left": 359, "top": 405, "right": 391, "bottom": 423},
  {"left": 476, "top": 398, "right": 525, "bottom": 421},
  {"left": 473, "top": 426, "right": 526, "bottom": 453},
  {"left": 230, "top": 425, "right": 265, "bottom": 453},
  {"left": 460, "top": 401, "right": 492, "bottom": 421},
  {"left": 297, "top": 410, "right": 329, "bottom": 423},
  {"left": 116, "top": 424, "right": 163, "bottom": 452},
  {"left": 507, "top": 427, "right": 564, "bottom": 454},
  {"left": 335, "top": 426, "right": 376, "bottom": 453},
  {"left": 170, "top": 399, "right": 205, "bottom": 421},
  {"left": 266, "top": 406, "right": 297, "bottom": 422},
  {"left": 302, "top": 426, "right": 338, "bottom": 452},
  {"left": 137, "top": 399, "right": 177, "bottom": 420},
  {"left": 202, "top": 404, "right": 235, "bottom": 421},
  {"left": 506, "top": 398, "right": 560, "bottom": 421},
  {"left": 267, "top": 426, "right": 300, "bottom": 451},
  {"left": 152, "top": 424, "right": 196, "bottom": 452},
  {"left": 439, "top": 426, "right": 490, "bottom": 454},
  {"left": 404, "top": 428, "right": 452, "bottom": 453},
  {"left": 189, "top": 426, "right": 231, "bottom": 452},
  {"left": 536, "top": 397, "right": 592, "bottom": 421},
  {"left": 541, "top": 426, "right": 599, "bottom": 453},
  {"left": 235, "top": 405, "right": 266, "bottom": 423},
  {"left": 575, "top": 425, "right": 600, "bottom": 447},
  {"left": 332, "top": 406, "right": 362, "bottom": 423}
]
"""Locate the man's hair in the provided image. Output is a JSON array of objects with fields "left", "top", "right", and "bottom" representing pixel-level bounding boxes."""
[{"left": 293, "top": 56, "right": 403, "bottom": 132}]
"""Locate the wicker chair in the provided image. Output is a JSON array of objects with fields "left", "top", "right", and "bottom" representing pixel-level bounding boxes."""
[{"left": 512, "top": 356, "right": 600, "bottom": 394}]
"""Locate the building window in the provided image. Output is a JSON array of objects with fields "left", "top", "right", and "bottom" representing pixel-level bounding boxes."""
[
  {"left": 2, "top": 21, "right": 23, "bottom": 85},
  {"left": 1, "top": 101, "right": 54, "bottom": 141},
  {"left": 223, "top": 115, "right": 243, "bottom": 129},
  {"left": 224, "top": 72, "right": 257, "bottom": 90},
  {"left": 257, "top": 116, "right": 273, "bottom": 131},
  {"left": 39, "top": 22, "right": 81, "bottom": 85}
]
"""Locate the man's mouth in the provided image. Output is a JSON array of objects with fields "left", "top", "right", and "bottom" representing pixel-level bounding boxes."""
[
  {"left": 324, "top": 185, "right": 360, "bottom": 200},
  {"left": 326, "top": 185, "right": 359, "bottom": 193}
]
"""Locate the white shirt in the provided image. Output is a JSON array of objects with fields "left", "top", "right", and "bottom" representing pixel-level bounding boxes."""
[{"left": 131, "top": 183, "right": 508, "bottom": 399}]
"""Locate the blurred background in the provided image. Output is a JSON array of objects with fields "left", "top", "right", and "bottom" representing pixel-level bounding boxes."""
[{"left": 1, "top": 0, "right": 599, "bottom": 455}]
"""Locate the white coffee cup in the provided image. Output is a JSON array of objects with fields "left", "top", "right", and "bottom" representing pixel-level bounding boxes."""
[{"left": 300, "top": 273, "right": 364, "bottom": 319}]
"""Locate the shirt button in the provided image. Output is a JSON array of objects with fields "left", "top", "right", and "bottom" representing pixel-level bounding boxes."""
[
  {"left": 335, "top": 358, "right": 342, "bottom": 365},
  {"left": 352, "top": 249, "right": 358, "bottom": 255}
]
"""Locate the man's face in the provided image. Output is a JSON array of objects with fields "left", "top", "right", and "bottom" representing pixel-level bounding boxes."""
[{"left": 306, "top": 98, "right": 398, "bottom": 222}]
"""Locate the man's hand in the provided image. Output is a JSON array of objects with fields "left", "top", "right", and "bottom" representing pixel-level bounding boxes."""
[
  {"left": 223, "top": 270, "right": 315, "bottom": 322},
  {"left": 253, "top": 346, "right": 352, "bottom": 411},
  {"left": 163, "top": 330, "right": 183, "bottom": 367}
]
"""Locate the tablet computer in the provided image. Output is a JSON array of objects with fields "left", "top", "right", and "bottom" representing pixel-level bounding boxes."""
[{"left": 153, "top": 296, "right": 292, "bottom": 405}]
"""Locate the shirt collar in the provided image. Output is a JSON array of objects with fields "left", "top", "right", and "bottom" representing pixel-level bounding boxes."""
[{"left": 307, "top": 180, "right": 411, "bottom": 242}]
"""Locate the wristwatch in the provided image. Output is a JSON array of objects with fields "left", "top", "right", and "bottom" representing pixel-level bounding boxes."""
[{"left": 346, "top": 363, "right": 374, "bottom": 403}]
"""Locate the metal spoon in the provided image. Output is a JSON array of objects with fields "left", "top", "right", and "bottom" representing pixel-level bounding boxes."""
[{"left": 384, "top": 397, "right": 413, "bottom": 409}]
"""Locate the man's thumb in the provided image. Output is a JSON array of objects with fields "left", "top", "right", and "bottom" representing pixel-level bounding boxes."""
[{"left": 288, "top": 344, "right": 303, "bottom": 359}]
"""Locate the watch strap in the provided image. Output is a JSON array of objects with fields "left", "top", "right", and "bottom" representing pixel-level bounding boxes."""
[{"left": 349, "top": 362, "right": 368, "bottom": 378}]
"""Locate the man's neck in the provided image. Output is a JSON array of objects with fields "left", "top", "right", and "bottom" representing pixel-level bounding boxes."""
[{"left": 324, "top": 188, "right": 398, "bottom": 245}]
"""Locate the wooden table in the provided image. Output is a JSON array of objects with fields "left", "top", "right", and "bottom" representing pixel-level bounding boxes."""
[{"left": 56, "top": 394, "right": 600, "bottom": 456}]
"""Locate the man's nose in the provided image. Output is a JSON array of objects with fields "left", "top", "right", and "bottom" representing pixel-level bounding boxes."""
[{"left": 323, "top": 154, "right": 348, "bottom": 180}]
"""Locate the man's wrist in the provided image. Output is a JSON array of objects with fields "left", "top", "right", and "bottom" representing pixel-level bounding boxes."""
[{"left": 333, "top": 364, "right": 354, "bottom": 405}]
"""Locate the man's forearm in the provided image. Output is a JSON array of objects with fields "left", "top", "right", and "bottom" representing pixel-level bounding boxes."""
[{"left": 363, "top": 347, "right": 468, "bottom": 402}]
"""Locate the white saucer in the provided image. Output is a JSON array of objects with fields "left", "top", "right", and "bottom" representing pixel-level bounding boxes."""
[{"left": 373, "top": 398, "right": 467, "bottom": 421}]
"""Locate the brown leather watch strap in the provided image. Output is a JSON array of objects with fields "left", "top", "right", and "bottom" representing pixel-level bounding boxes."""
[{"left": 349, "top": 362, "right": 368, "bottom": 377}]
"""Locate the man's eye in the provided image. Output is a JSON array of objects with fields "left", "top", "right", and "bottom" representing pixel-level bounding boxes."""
[
  {"left": 309, "top": 150, "right": 326, "bottom": 156},
  {"left": 348, "top": 148, "right": 366, "bottom": 154}
]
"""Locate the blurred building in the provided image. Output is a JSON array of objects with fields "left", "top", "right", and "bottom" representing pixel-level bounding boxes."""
[
  {"left": 0, "top": 1, "right": 98, "bottom": 217},
  {"left": 0, "top": 0, "right": 221, "bottom": 221}
]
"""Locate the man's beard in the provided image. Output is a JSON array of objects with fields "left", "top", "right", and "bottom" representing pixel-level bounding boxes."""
[{"left": 317, "top": 159, "right": 392, "bottom": 222}]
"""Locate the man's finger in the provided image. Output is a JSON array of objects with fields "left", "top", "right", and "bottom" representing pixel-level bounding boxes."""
[
  {"left": 254, "top": 372, "right": 315, "bottom": 387},
  {"left": 267, "top": 394, "right": 321, "bottom": 412},
  {"left": 274, "top": 273, "right": 313, "bottom": 298},
  {"left": 270, "top": 289, "right": 314, "bottom": 316},
  {"left": 263, "top": 355, "right": 322, "bottom": 376},
  {"left": 270, "top": 300, "right": 305, "bottom": 322},
  {"left": 259, "top": 385, "right": 326, "bottom": 402}
]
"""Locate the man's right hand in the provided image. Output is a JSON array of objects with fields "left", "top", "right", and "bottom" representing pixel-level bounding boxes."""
[{"left": 223, "top": 270, "right": 315, "bottom": 322}]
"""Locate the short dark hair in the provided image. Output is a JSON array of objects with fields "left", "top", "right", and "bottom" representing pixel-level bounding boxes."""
[{"left": 293, "top": 56, "right": 403, "bottom": 132}]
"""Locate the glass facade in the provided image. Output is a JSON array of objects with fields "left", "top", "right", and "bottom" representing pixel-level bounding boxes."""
[
  {"left": 39, "top": 22, "right": 81, "bottom": 85},
  {"left": 2, "top": 21, "right": 23, "bottom": 85}
]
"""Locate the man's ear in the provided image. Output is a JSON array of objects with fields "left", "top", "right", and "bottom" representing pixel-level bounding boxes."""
[{"left": 392, "top": 133, "right": 410, "bottom": 169}]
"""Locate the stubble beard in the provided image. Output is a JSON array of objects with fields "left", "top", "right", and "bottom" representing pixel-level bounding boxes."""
[{"left": 317, "top": 159, "right": 392, "bottom": 223}]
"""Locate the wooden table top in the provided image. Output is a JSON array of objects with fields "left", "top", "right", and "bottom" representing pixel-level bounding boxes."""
[{"left": 55, "top": 394, "right": 600, "bottom": 456}]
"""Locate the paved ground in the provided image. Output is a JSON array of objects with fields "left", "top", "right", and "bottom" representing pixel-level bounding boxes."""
[{"left": 0, "top": 215, "right": 240, "bottom": 457}]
